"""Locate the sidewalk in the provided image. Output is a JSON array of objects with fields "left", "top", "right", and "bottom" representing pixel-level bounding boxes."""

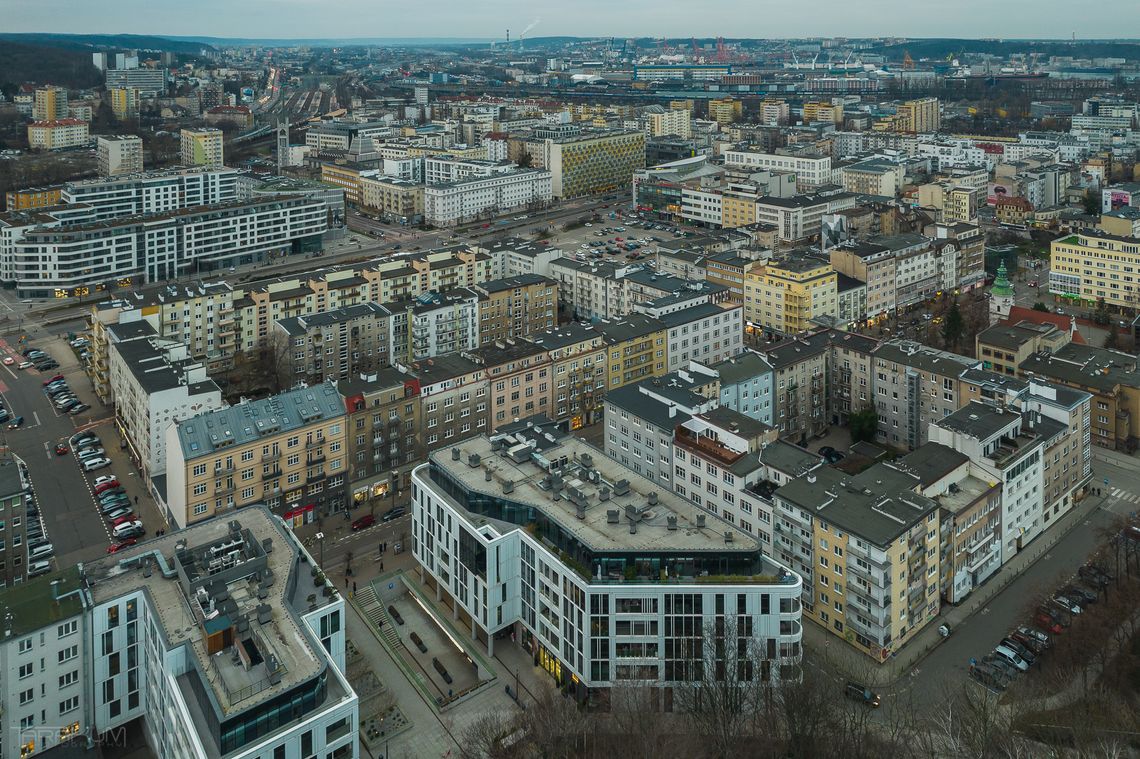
[{"left": 803, "top": 492, "right": 1107, "bottom": 685}]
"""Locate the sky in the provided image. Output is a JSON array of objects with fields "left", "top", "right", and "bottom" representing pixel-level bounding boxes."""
[{"left": 7, "top": 0, "right": 1139, "bottom": 41}]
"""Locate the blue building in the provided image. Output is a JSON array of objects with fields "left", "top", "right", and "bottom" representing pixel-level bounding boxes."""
[{"left": 709, "top": 350, "right": 775, "bottom": 426}]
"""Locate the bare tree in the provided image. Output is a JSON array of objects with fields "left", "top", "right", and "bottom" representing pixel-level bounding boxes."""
[{"left": 458, "top": 711, "right": 524, "bottom": 759}]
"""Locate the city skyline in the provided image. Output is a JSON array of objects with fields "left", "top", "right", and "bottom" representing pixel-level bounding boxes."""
[{"left": 6, "top": 0, "right": 1140, "bottom": 42}]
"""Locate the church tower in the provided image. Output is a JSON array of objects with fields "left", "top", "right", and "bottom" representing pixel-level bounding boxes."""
[{"left": 989, "top": 260, "right": 1015, "bottom": 326}]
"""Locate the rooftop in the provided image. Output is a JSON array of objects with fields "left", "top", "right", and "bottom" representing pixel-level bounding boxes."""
[
  {"left": 875, "top": 339, "right": 979, "bottom": 377},
  {"left": 711, "top": 350, "right": 774, "bottom": 385},
  {"left": 433, "top": 433, "right": 776, "bottom": 559},
  {"left": 277, "top": 302, "right": 387, "bottom": 335},
  {"left": 935, "top": 401, "right": 1021, "bottom": 442},
  {"left": 176, "top": 382, "right": 345, "bottom": 460},
  {"left": 898, "top": 443, "right": 969, "bottom": 488},
  {"left": 0, "top": 566, "right": 85, "bottom": 638}
]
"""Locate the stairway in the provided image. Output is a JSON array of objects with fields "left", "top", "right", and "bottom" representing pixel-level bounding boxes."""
[{"left": 354, "top": 584, "right": 401, "bottom": 648}]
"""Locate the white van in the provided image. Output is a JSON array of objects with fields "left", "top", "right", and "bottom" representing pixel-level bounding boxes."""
[
  {"left": 29, "top": 543, "right": 54, "bottom": 560},
  {"left": 992, "top": 644, "right": 1029, "bottom": 672},
  {"left": 112, "top": 520, "right": 143, "bottom": 538},
  {"left": 83, "top": 457, "right": 111, "bottom": 472}
]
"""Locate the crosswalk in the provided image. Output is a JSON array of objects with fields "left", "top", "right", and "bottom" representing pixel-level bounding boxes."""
[{"left": 1110, "top": 488, "right": 1140, "bottom": 505}]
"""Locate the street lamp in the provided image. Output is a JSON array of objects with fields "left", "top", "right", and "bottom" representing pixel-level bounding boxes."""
[{"left": 315, "top": 531, "right": 325, "bottom": 568}]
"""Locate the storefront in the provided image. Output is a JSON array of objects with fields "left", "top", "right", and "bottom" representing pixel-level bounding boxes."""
[{"left": 282, "top": 503, "right": 316, "bottom": 529}]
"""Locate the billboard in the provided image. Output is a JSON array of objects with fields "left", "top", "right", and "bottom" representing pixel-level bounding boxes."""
[{"left": 987, "top": 181, "right": 1013, "bottom": 206}]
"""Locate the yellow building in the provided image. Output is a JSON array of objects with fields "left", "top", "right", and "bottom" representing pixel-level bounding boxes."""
[
  {"left": 721, "top": 191, "right": 758, "bottom": 228},
  {"left": 744, "top": 255, "right": 838, "bottom": 336},
  {"left": 1049, "top": 229, "right": 1140, "bottom": 309},
  {"left": 4, "top": 185, "right": 62, "bottom": 211},
  {"left": 544, "top": 130, "right": 646, "bottom": 198},
  {"left": 897, "top": 97, "right": 941, "bottom": 134},
  {"left": 595, "top": 314, "right": 668, "bottom": 390},
  {"left": 708, "top": 98, "right": 743, "bottom": 125},
  {"left": 531, "top": 322, "right": 608, "bottom": 428},
  {"left": 32, "top": 86, "right": 68, "bottom": 122},
  {"left": 27, "top": 119, "right": 89, "bottom": 150},
  {"left": 669, "top": 100, "right": 695, "bottom": 113},
  {"left": 320, "top": 163, "right": 370, "bottom": 205},
  {"left": 165, "top": 382, "right": 348, "bottom": 528},
  {"left": 802, "top": 101, "right": 844, "bottom": 125},
  {"left": 109, "top": 87, "right": 140, "bottom": 120},
  {"left": 180, "top": 127, "right": 224, "bottom": 168}
]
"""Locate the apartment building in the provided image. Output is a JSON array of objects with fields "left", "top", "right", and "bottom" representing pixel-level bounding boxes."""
[
  {"left": 359, "top": 175, "right": 424, "bottom": 223},
  {"left": 927, "top": 221, "right": 986, "bottom": 292},
  {"left": 32, "top": 85, "right": 68, "bottom": 121},
  {"left": 341, "top": 368, "right": 424, "bottom": 510},
  {"left": 473, "top": 274, "right": 558, "bottom": 344},
  {"left": 466, "top": 339, "right": 551, "bottom": 432},
  {"left": 381, "top": 289, "right": 478, "bottom": 366},
  {"left": 0, "top": 460, "right": 28, "bottom": 587},
  {"left": 277, "top": 302, "right": 389, "bottom": 385},
  {"left": 880, "top": 97, "right": 941, "bottom": 134},
  {"left": 413, "top": 424, "right": 803, "bottom": 699},
  {"left": 478, "top": 237, "right": 564, "bottom": 279},
  {"left": 827, "top": 331, "right": 880, "bottom": 426},
  {"left": 872, "top": 340, "right": 979, "bottom": 451},
  {"left": 27, "top": 119, "right": 89, "bottom": 150},
  {"left": 0, "top": 567, "right": 88, "bottom": 759},
  {"left": 104, "top": 67, "right": 167, "bottom": 96},
  {"left": 745, "top": 253, "right": 837, "bottom": 337},
  {"left": 840, "top": 159, "right": 903, "bottom": 197},
  {"left": 531, "top": 322, "right": 608, "bottom": 428},
  {"left": 306, "top": 119, "right": 391, "bottom": 152},
  {"left": 82, "top": 509, "right": 358, "bottom": 759},
  {"left": 896, "top": 444, "right": 1002, "bottom": 604},
  {"left": 541, "top": 130, "right": 647, "bottom": 198},
  {"left": 403, "top": 353, "right": 488, "bottom": 452},
  {"left": 831, "top": 240, "right": 897, "bottom": 322},
  {"left": 1019, "top": 380, "right": 1093, "bottom": 529},
  {"left": 761, "top": 332, "right": 830, "bottom": 444},
  {"left": 976, "top": 320, "right": 1072, "bottom": 377},
  {"left": 604, "top": 370, "right": 718, "bottom": 488},
  {"left": 1018, "top": 343, "right": 1140, "bottom": 451},
  {"left": 753, "top": 195, "right": 835, "bottom": 242},
  {"left": 1049, "top": 229, "right": 1140, "bottom": 310},
  {"left": 548, "top": 259, "right": 629, "bottom": 321},
  {"left": 772, "top": 461, "right": 941, "bottom": 662},
  {"left": 708, "top": 351, "right": 775, "bottom": 426},
  {"left": 705, "top": 251, "right": 751, "bottom": 301},
  {"left": 108, "top": 333, "right": 224, "bottom": 482},
  {"left": 645, "top": 107, "right": 692, "bottom": 138},
  {"left": 109, "top": 86, "right": 140, "bottom": 119},
  {"left": 423, "top": 169, "right": 553, "bottom": 226},
  {"left": 4, "top": 186, "right": 62, "bottom": 211},
  {"left": 96, "top": 135, "right": 143, "bottom": 176},
  {"left": 929, "top": 402, "right": 1044, "bottom": 563},
  {"left": 650, "top": 301, "right": 744, "bottom": 371},
  {"left": 60, "top": 167, "right": 241, "bottom": 221},
  {"left": 7, "top": 196, "right": 326, "bottom": 298},
  {"left": 180, "top": 127, "right": 224, "bottom": 169},
  {"left": 595, "top": 314, "right": 669, "bottom": 390},
  {"left": 165, "top": 382, "right": 348, "bottom": 528},
  {"left": 708, "top": 98, "right": 743, "bottom": 125},
  {"left": 917, "top": 183, "right": 979, "bottom": 224}
]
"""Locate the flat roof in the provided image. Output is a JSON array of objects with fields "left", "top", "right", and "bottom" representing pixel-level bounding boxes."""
[
  {"left": 898, "top": 443, "right": 969, "bottom": 488},
  {"left": 936, "top": 401, "right": 1020, "bottom": 441},
  {"left": 711, "top": 350, "right": 773, "bottom": 385},
  {"left": 84, "top": 507, "right": 338, "bottom": 720},
  {"left": 436, "top": 434, "right": 767, "bottom": 555},
  {"left": 0, "top": 565, "right": 85, "bottom": 637}
]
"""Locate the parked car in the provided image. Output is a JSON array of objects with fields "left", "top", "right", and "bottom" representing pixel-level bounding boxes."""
[
  {"left": 1016, "top": 625, "right": 1052, "bottom": 648},
  {"left": 112, "top": 521, "right": 144, "bottom": 539},
  {"left": 1064, "top": 585, "right": 1097, "bottom": 605},
  {"left": 94, "top": 480, "right": 121, "bottom": 495},
  {"left": 28, "top": 560, "right": 52, "bottom": 577},
  {"left": 844, "top": 682, "right": 881, "bottom": 707},
  {"left": 83, "top": 457, "right": 111, "bottom": 472},
  {"left": 1000, "top": 637, "right": 1036, "bottom": 665},
  {"left": 54, "top": 443, "right": 68, "bottom": 456},
  {"left": 1034, "top": 613, "right": 1065, "bottom": 634},
  {"left": 7, "top": 417, "right": 23, "bottom": 429},
  {"left": 1052, "top": 595, "right": 1082, "bottom": 615},
  {"left": 382, "top": 506, "right": 406, "bottom": 522},
  {"left": 992, "top": 645, "right": 1030, "bottom": 672},
  {"left": 1010, "top": 630, "right": 1046, "bottom": 655},
  {"left": 69, "top": 404, "right": 90, "bottom": 415},
  {"left": 42, "top": 374, "right": 65, "bottom": 386},
  {"left": 970, "top": 663, "right": 1008, "bottom": 691},
  {"left": 17, "top": 361, "right": 32, "bottom": 370},
  {"left": 352, "top": 514, "right": 376, "bottom": 531},
  {"left": 109, "top": 513, "right": 135, "bottom": 526},
  {"left": 107, "top": 539, "right": 137, "bottom": 553},
  {"left": 93, "top": 474, "right": 117, "bottom": 486},
  {"left": 2, "top": 357, "right": 12, "bottom": 366},
  {"left": 982, "top": 654, "right": 1021, "bottom": 679}
]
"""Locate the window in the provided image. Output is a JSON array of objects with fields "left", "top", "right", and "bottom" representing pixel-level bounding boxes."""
[
  {"left": 19, "top": 638, "right": 31, "bottom": 653},
  {"left": 58, "top": 645, "right": 78, "bottom": 664},
  {"left": 19, "top": 662, "right": 33, "bottom": 679},
  {"left": 58, "top": 670, "right": 79, "bottom": 689},
  {"left": 60, "top": 695, "right": 79, "bottom": 714},
  {"left": 19, "top": 688, "right": 33, "bottom": 705}
]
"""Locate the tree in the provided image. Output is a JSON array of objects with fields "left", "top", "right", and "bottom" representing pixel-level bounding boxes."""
[
  {"left": 1083, "top": 192, "right": 1102, "bottom": 216},
  {"left": 848, "top": 404, "right": 879, "bottom": 444},
  {"left": 1032, "top": 301, "right": 1050, "bottom": 312},
  {"left": 1093, "top": 297, "right": 1111, "bottom": 326},
  {"left": 1105, "top": 324, "right": 1120, "bottom": 350},
  {"left": 941, "top": 301, "right": 965, "bottom": 349}
]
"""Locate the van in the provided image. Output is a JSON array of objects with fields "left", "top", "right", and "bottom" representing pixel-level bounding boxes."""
[
  {"left": 28, "top": 560, "right": 52, "bottom": 577},
  {"left": 29, "top": 543, "right": 54, "bottom": 560},
  {"left": 113, "top": 521, "right": 143, "bottom": 538},
  {"left": 992, "top": 644, "right": 1029, "bottom": 672},
  {"left": 83, "top": 457, "right": 111, "bottom": 472}
]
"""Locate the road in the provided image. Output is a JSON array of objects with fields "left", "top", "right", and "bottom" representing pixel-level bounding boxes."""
[{"left": 887, "top": 449, "right": 1140, "bottom": 713}]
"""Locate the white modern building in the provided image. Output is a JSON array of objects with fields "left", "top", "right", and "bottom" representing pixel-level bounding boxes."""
[
  {"left": 412, "top": 422, "right": 804, "bottom": 701},
  {"left": 479, "top": 237, "right": 565, "bottom": 279},
  {"left": 723, "top": 150, "right": 834, "bottom": 191},
  {"left": 61, "top": 168, "right": 242, "bottom": 222},
  {"left": 646, "top": 301, "right": 744, "bottom": 371},
  {"left": 423, "top": 169, "right": 552, "bottom": 227}
]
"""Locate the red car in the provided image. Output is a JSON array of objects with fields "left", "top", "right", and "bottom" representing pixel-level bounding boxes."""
[
  {"left": 54, "top": 443, "right": 69, "bottom": 456},
  {"left": 1034, "top": 613, "right": 1064, "bottom": 634},
  {"left": 94, "top": 481, "right": 121, "bottom": 495},
  {"left": 106, "top": 538, "right": 137, "bottom": 554},
  {"left": 351, "top": 514, "right": 376, "bottom": 531},
  {"left": 111, "top": 514, "right": 134, "bottom": 527},
  {"left": 42, "top": 374, "right": 65, "bottom": 386}
]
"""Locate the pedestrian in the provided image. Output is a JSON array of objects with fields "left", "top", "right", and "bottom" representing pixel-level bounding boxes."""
[
  {"left": 134, "top": 495, "right": 138, "bottom": 505},
  {"left": 345, "top": 576, "right": 348, "bottom": 588},
  {"left": 380, "top": 561, "right": 384, "bottom": 571},
  {"left": 353, "top": 581, "right": 357, "bottom": 593}
]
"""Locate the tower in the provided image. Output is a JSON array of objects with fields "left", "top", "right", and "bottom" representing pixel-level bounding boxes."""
[
  {"left": 989, "top": 259, "right": 1015, "bottom": 326},
  {"left": 276, "top": 117, "right": 289, "bottom": 176}
]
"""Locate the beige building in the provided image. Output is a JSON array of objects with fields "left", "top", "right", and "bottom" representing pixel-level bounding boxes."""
[
  {"left": 976, "top": 320, "right": 1073, "bottom": 377},
  {"left": 708, "top": 98, "right": 743, "bottom": 125},
  {"left": 1049, "top": 229, "right": 1140, "bottom": 310},
  {"left": 532, "top": 322, "right": 608, "bottom": 428},
  {"left": 830, "top": 241, "right": 897, "bottom": 323},
  {"left": 761, "top": 331, "right": 830, "bottom": 444},
  {"left": 466, "top": 339, "right": 552, "bottom": 431},
  {"left": 404, "top": 353, "right": 489, "bottom": 451},
  {"left": 359, "top": 175, "right": 424, "bottom": 222},
  {"left": 33, "top": 85, "right": 68, "bottom": 121},
  {"left": 27, "top": 119, "right": 88, "bottom": 150},
  {"left": 645, "top": 108, "right": 692, "bottom": 139},
  {"left": 340, "top": 367, "right": 424, "bottom": 511},
  {"left": 276, "top": 302, "right": 389, "bottom": 385},
  {"left": 918, "top": 183, "right": 979, "bottom": 224},
  {"left": 165, "top": 382, "right": 348, "bottom": 528},
  {"left": 180, "top": 127, "right": 224, "bottom": 169},
  {"left": 744, "top": 253, "right": 837, "bottom": 337},
  {"left": 802, "top": 101, "right": 844, "bottom": 125},
  {"left": 473, "top": 274, "right": 558, "bottom": 345},
  {"left": 841, "top": 160, "right": 903, "bottom": 197},
  {"left": 109, "top": 87, "right": 140, "bottom": 120},
  {"left": 96, "top": 135, "right": 143, "bottom": 176}
]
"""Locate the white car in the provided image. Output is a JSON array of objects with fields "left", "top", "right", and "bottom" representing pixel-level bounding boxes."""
[
  {"left": 17, "top": 361, "right": 32, "bottom": 370},
  {"left": 94, "top": 475, "right": 118, "bottom": 486},
  {"left": 82, "top": 457, "right": 111, "bottom": 472}
]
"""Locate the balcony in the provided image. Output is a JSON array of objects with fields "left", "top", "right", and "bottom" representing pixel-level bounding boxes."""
[
  {"left": 673, "top": 427, "right": 745, "bottom": 467},
  {"left": 261, "top": 468, "right": 282, "bottom": 480},
  {"left": 261, "top": 451, "right": 280, "bottom": 462},
  {"left": 307, "top": 454, "right": 326, "bottom": 466},
  {"left": 214, "top": 464, "right": 236, "bottom": 475},
  {"left": 306, "top": 437, "right": 326, "bottom": 450}
]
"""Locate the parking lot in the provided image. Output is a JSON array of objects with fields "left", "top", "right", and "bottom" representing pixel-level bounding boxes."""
[{"left": 0, "top": 333, "right": 163, "bottom": 572}]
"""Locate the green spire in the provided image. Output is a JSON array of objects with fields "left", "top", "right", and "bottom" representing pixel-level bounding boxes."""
[{"left": 991, "top": 259, "right": 1014, "bottom": 298}]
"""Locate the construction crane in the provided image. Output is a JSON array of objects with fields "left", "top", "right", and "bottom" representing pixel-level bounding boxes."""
[{"left": 691, "top": 37, "right": 700, "bottom": 58}]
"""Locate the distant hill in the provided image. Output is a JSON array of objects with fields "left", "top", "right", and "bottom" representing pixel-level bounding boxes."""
[
  {"left": 0, "top": 40, "right": 103, "bottom": 90},
  {"left": 0, "top": 33, "right": 211, "bottom": 55},
  {"left": 874, "top": 38, "right": 1140, "bottom": 63},
  {"left": 166, "top": 35, "right": 491, "bottom": 48}
]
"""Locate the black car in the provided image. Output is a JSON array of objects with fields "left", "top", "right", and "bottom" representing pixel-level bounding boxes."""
[
  {"left": 381, "top": 507, "right": 406, "bottom": 522},
  {"left": 1064, "top": 585, "right": 1098, "bottom": 605},
  {"left": 37, "top": 361, "right": 59, "bottom": 370},
  {"left": 844, "top": 682, "right": 881, "bottom": 707}
]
